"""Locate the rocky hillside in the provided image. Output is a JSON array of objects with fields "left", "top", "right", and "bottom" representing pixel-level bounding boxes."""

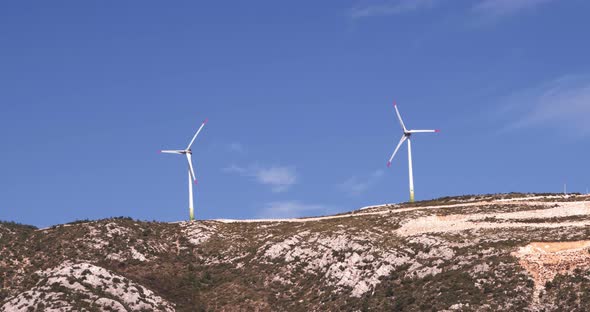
[{"left": 2, "top": 193, "right": 590, "bottom": 311}]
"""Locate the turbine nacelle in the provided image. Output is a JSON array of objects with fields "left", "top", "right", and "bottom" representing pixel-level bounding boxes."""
[
  {"left": 159, "top": 149, "right": 192, "bottom": 155},
  {"left": 403, "top": 129, "right": 440, "bottom": 136}
]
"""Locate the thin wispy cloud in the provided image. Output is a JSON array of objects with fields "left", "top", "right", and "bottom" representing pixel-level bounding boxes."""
[
  {"left": 258, "top": 201, "right": 330, "bottom": 219},
  {"left": 500, "top": 75, "right": 590, "bottom": 136},
  {"left": 350, "top": 0, "right": 439, "bottom": 18},
  {"left": 224, "top": 164, "right": 298, "bottom": 192},
  {"left": 350, "top": 0, "right": 555, "bottom": 19},
  {"left": 473, "top": 0, "right": 555, "bottom": 17},
  {"left": 338, "top": 169, "right": 385, "bottom": 196},
  {"left": 227, "top": 142, "right": 245, "bottom": 154}
]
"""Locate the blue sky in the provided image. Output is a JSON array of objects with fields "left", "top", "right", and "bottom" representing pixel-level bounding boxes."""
[{"left": 1, "top": 0, "right": 589, "bottom": 227}]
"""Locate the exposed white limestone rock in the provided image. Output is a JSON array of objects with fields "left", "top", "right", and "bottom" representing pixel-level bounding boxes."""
[
  {"left": 181, "top": 222, "right": 217, "bottom": 246},
  {"left": 0, "top": 262, "right": 174, "bottom": 312}
]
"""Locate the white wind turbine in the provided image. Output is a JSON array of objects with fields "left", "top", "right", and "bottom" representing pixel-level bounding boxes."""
[
  {"left": 160, "top": 118, "right": 208, "bottom": 221},
  {"left": 386, "top": 102, "right": 439, "bottom": 203}
]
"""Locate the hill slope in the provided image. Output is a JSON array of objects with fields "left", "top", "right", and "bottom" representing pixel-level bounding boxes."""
[{"left": 2, "top": 193, "right": 590, "bottom": 311}]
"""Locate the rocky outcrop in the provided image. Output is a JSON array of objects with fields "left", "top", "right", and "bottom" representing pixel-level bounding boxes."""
[{"left": 1, "top": 262, "right": 174, "bottom": 312}]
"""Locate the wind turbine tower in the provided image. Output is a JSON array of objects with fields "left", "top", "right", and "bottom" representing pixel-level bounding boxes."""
[
  {"left": 386, "top": 102, "right": 439, "bottom": 202},
  {"left": 160, "top": 118, "right": 208, "bottom": 221}
]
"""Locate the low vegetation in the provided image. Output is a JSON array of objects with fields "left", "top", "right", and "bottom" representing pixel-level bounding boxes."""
[{"left": 1, "top": 193, "right": 589, "bottom": 311}]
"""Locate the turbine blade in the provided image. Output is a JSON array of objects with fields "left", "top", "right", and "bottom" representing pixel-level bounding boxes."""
[
  {"left": 186, "top": 154, "right": 197, "bottom": 184},
  {"left": 159, "top": 150, "right": 184, "bottom": 154},
  {"left": 387, "top": 135, "right": 408, "bottom": 167},
  {"left": 393, "top": 101, "right": 407, "bottom": 132},
  {"left": 407, "top": 129, "right": 440, "bottom": 133},
  {"left": 187, "top": 118, "right": 208, "bottom": 150}
]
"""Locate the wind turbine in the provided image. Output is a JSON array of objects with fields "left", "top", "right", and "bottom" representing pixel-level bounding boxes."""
[
  {"left": 160, "top": 118, "right": 208, "bottom": 221},
  {"left": 386, "top": 102, "right": 439, "bottom": 203}
]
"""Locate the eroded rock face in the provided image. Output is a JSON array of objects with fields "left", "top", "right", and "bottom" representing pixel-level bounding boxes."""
[
  {"left": 0, "top": 262, "right": 175, "bottom": 312},
  {"left": 180, "top": 221, "right": 217, "bottom": 246},
  {"left": 261, "top": 231, "right": 411, "bottom": 297},
  {"left": 513, "top": 241, "right": 590, "bottom": 299}
]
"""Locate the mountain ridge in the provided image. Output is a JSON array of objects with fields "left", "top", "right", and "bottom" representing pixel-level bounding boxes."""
[{"left": 2, "top": 193, "right": 590, "bottom": 311}]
